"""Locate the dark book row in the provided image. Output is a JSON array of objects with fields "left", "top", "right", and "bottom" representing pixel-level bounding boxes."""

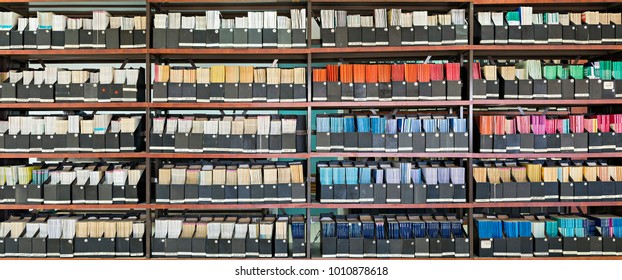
[
  {"left": 477, "top": 236, "right": 622, "bottom": 257},
  {"left": 0, "top": 28, "right": 146, "bottom": 50},
  {"left": 152, "top": 28, "right": 307, "bottom": 49},
  {"left": 154, "top": 183, "right": 306, "bottom": 204},
  {"left": 474, "top": 181, "right": 622, "bottom": 203},
  {"left": 312, "top": 80, "right": 462, "bottom": 102},
  {"left": 0, "top": 237, "right": 145, "bottom": 258},
  {"left": 0, "top": 132, "right": 143, "bottom": 153},
  {"left": 150, "top": 132, "right": 306, "bottom": 154},
  {"left": 320, "top": 25, "right": 468, "bottom": 48},
  {"left": 152, "top": 82, "right": 306, "bottom": 103},
  {"left": 318, "top": 183, "right": 466, "bottom": 204},
  {"left": 472, "top": 78, "right": 622, "bottom": 100},
  {"left": 476, "top": 23, "right": 622, "bottom": 45},
  {"left": 0, "top": 183, "right": 144, "bottom": 205},
  {"left": 0, "top": 79, "right": 146, "bottom": 104},
  {"left": 320, "top": 236, "right": 469, "bottom": 258},
  {"left": 151, "top": 237, "right": 305, "bottom": 258},
  {"left": 479, "top": 133, "right": 621, "bottom": 154},
  {"left": 316, "top": 132, "right": 469, "bottom": 153}
]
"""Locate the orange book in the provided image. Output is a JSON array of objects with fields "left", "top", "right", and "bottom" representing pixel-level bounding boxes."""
[
  {"left": 377, "top": 64, "right": 391, "bottom": 83},
  {"left": 405, "top": 64, "right": 419, "bottom": 83},
  {"left": 365, "top": 65, "right": 378, "bottom": 83}
]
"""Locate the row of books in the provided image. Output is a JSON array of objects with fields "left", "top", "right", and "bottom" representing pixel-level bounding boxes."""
[
  {"left": 0, "top": 163, "right": 145, "bottom": 205},
  {"left": 150, "top": 115, "right": 305, "bottom": 154},
  {"left": 312, "top": 63, "right": 462, "bottom": 102},
  {"left": 474, "top": 160, "right": 622, "bottom": 202},
  {"left": 475, "top": 213, "right": 622, "bottom": 257},
  {"left": 153, "top": 10, "right": 307, "bottom": 49},
  {"left": 155, "top": 161, "right": 305, "bottom": 204},
  {"left": 320, "top": 214, "right": 468, "bottom": 258},
  {"left": 478, "top": 114, "right": 622, "bottom": 153},
  {"left": 0, "top": 115, "right": 143, "bottom": 153},
  {"left": 0, "top": 214, "right": 145, "bottom": 258},
  {"left": 317, "top": 161, "right": 466, "bottom": 204},
  {"left": 316, "top": 115, "right": 468, "bottom": 153},
  {"left": 319, "top": 9, "right": 467, "bottom": 47},
  {"left": 0, "top": 12, "right": 147, "bottom": 49},
  {"left": 472, "top": 60, "right": 622, "bottom": 100},
  {"left": 152, "top": 215, "right": 305, "bottom": 258},
  {"left": 152, "top": 65, "right": 306, "bottom": 103},
  {"left": 0, "top": 68, "right": 145, "bottom": 103},
  {"left": 477, "top": 8, "right": 622, "bottom": 45}
]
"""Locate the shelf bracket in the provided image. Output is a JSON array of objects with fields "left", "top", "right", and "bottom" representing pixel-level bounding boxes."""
[
  {"left": 280, "top": 208, "right": 288, "bottom": 216},
  {"left": 487, "top": 56, "right": 496, "bottom": 65},
  {"left": 517, "top": 106, "right": 525, "bottom": 116},
  {"left": 573, "top": 56, "right": 581, "bottom": 65},
  {"left": 219, "top": 110, "right": 225, "bottom": 116},
  {"left": 120, "top": 58, "right": 130, "bottom": 69},
  {"left": 391, "top": 108, "right": 399, "bottom": 115},
  {"left": 542, "top": 107, "right": 550, "bottom": 115},
  {"left": 369, "top": 109, "right": 378, "bottom": 115},
  {"left": 38, "top": 59, "right": 46, "bottom": 68},
  {"left": 187, "top": 59, "right": 196, "bottom": 68}
]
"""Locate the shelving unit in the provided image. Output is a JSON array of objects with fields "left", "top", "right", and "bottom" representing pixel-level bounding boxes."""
[{"left": 0, "top": 0, "right": 621, "bottom": 260}]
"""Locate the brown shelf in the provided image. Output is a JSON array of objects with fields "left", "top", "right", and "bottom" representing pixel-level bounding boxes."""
[
  {"left": 312, "top": 101, "right": 470, "bottom": 108},
  {"left": 149, "top": 152, "right": 310, "bottom": 159},
  {"left": 0, "top": 152, "right": 148, "bottom": 159},
  {"left": 311, "top": 152, "right": 471, "bottom": 158},
  {"left": 150, "top": 48, "right": 309, "bottom": 61},
  {"left": 150, "top": 102, "right": 309, "bottom": 109},
  {"left": 473, "top": 45, "right": 622, "bottom": 58},
  {"left": 474, "top": 0, "right": 622, "bottom": 4},
  {"left": 474, "top": 152, "right": 622, "bottom": 159},
  {"left": 149, "top": 203, "right": 308, "bottom": 209},
  {"left": 473, "top": 99, "right": 622, "bottom": 107},
  {"left": 314, "top": 203, "right": 471, "bottom": 209},
  {"left": 474, "top": 201, "right": 622, "bottom": 208},
  {"left": 0, "top": 102, "right": 148, "bottom": 110},
  {"left": 0, "top": 204, "right": 149, "bottom": 210},
  {"left": 0, "top": 49, "right": 148, "bottom": 61}
]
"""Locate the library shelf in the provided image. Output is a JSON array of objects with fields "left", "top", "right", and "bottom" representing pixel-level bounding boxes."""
[
  {"left": 312, "top": 203, "right": 472, "bottom": 209},
  {"left": 0, "top": 153, "right": 148, "bottom": 159},
  {"left": 149, "top": 102, "right": 309, "bottom": 110},
  {"left": 150, "top": 48, "right": 309, "bottom": 61},
  {"left": 148, "top": 153, "right": 310, "bottom": 159},
  {"left": 473, "top": 201, "right": 622, "bottom": 208},
  {"left": 474, "top": 152, "right": 622, "bottom": 159},
  {"left": 0, "top": 102, "right": 148, "bottom": 110},
  {"left": 311, "top": 101, "right": 470, "bottom": 108},
  {"left": 148, "top": 203, "right": 309, "bottom": 210},
  {"left": 472, "top": 99, "right": 622, "bottom": 107},
  {"left": 473, "top": 0, "right": 622, "bottom": 4},
  {"left": 0, "top": 204, "right": 149, "bottom": 210},
  {"left": 472, "top": 45, "right": 622, "bottom": 58},
  {"left": 310, "top": 152, "right": 472, "bottom": 158}
]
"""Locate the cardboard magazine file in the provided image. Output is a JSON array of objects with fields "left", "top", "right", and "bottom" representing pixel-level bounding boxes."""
[
  {"left": 258, "top": 238, "right": 273, "bottom": 258},
  {"left": 546, "top": 79, "right": 562, "bottom": 99},
  {"left": 493, "top": 23, "right": 508, "bottom": 43},
  {"left": 532, "top": 24, "right": 547, "bottom": 44},
  {"left": 195, "top": 83, "right": 210, "bottom": 102},
  {"left": 224, "top": 184, "right": 238, "bottom": 204},
  {"left": 247, "top": 28, "right": 261, "bottom": 48},
  {"left": 440, "top": 25, "right": 455, "bottom": 45},
  {"left": 561, "top": 25, "right": 576, "bottom": 44},
  {"left": 177, "top": 237, "right": 193, "bottom": 258},
  {"left": 500, "top": 79, "right": 517, "bottom": 99},
  {"left": 375, "top": 238, "right": 390, "bottom": 258},
  {"left": 398, "top": 132, "right": 413, "bottom": 152},
  {"left": 440, "top": 237, "right": 455, "bottom": 257},
  {"left": 340, "top": 82, "right": 353, "bottom": 101},
  {"left": 27, "top": 182, "right": 43, "bottom": 204},
  {"left": 409, "top": 237, "right": 428, "bottom": 258},
  {"left": 386, "top": 25, "right": 401, "bottom": 46},
  {"left": 573, "top": 79, "right": 589, "bottom": 99},
  {"left": 218, "top": 28, "right": 235, "bottom": 48},
  {"left": 528, "top": 181, "right": 545, "bottom": 201},
  {"left": 577, "top": 237, "right": 591, "bottom": 256},
  {"left": 125, "top": 178, "right": 143, "bottom": 203},
  {"left": 190, "top": 28, "right": 205, "bottom": 48},
  {"left": 476, "top": 23, "right": 494, "bottom": 45},
  {"left": 268, "top": 133, "right": 282, "bottom": 153},
  {"left": 205, "top": 29, "right": 218, "bottom": 48},
  {"left": 312, "top": 82, "right": 327, "bottom": 101},
  {"left": 244, "top": 237, "right": 259, "bottom": 258},
  {"left": 601, "top": 181, "right": 616, "bottom": 201},
  {"left": 601, "top": 237, "right": 618, "bottom": 256},
  {"left": 262, "top": 28, "right": 278, "bottom": 48},
  {"left": 573, "top": 132, "right": 588, "bottom": 152},
  {"left": 572, "top": 181, "right": 588, "bottom": 202},
  {"left": 400, "top": 27, "right": 415, "bottom": 45},
  {"left": 342, "top": 131, "right": 358, "bottom": 152},
  {"left": 439, "top": 183, "right": 455, "bottom": 203},
  {"left": 16, "top": 82, "right": 30, "bottom": 102},
  {"left": 418, "top": 82, "right": 432, "bottom": 100},
  {"left": 274, "top": 237, "right": 288, "bottom": 258},
  {"left": 6, "top": 133, "right": 29, "bottom": 152},
  {"left": 371, "top": 133, "right": 385, "bottom": 152},
  {"left": 71, "top": 181, "right": 86, "bottom": 204},
  {"left": 152, "top": 237, "right": 166, "bottom": 257},
  {"left": 9, "top": 30, "right": 23, "bottom": 49},
  {"left": 20, "top": 29, "right": 35, "bottom": 49},
  {"left": 588, "top": 132, "right": 603, "bottom": 153},
  {"left": 104, "top": 131, "right": 120, "bottom": 152},
  {"left": 518, "top": 133, "right": 534, "bottom": 153},
  {"left": 574, "top": 24, "right": 589, "bottom": 44},
  {"left": 190, "top": 235, "right": 206, "bottom": 258},
  {"left": 322, "top": 81, "right": 340, "bottom": 102},
  {"left": 371, "top": 183, "right": 386, "bottom": 204},
  {"left": 168, "top": 183, "right": 185, "bottom": 204},
  {"left": 53, "top": 83, "right": 70, "bottom": 101},
  {"left": 400, "top": 183, "right": 414, "bottom": 204},
  {"left": 587, "top": 24, "right": 602, "bottom": 44},
  {"left": 0, "top": 185, "right": 14, "bottom": 204},
  {"left": 252, "top": 82, "right": 267, "bottom": 102},
  {"left": 559, "top": 181, "right": 574, "bottom": 201},
  {"left": 223, "top": 82, "right": 239, "bottom": 102},
  {"left": 561, "top": 79, "right": 575, "bottom": 99},
  {"left": 562, "top": 237, "right": 578, "bottom": 256},
  {"left": 92, "top": 29, "right": 106, "bottom": 48},
  {"left": 519, "top": 237, "right": 534, "bottom": 257},
  {"left": 514, "top": 181, "right": 530, "bottom": 201},
  {"left": 280, "top": 83, "right": 295, "bottom": 102},
  {"left": 389, "top": 238, "right": 403, "bottom": 257},
  {"left": 277, "top": 28, "right": 291, "bottom": 48},
  {"left": 179, "top": 28, "right": 194, "bottom": 48},
  {"left": 520, "top": 24, "right": 534, "bottom": 44},
  {"left": 516, "top": 79, "right": 532, "bottom": 99},
  {"left": 112, "top": 182, "right": 126, "bottom": 204},
  {"left": 152, "top": 82, "right": 168, "bottom": 102},
  {"left": 266, "top": 84, "right": 280, "bottom": 102},
  {"left": 378, "top": 82, "right": 391, "bottom": 101},
  {"left": 589, "top": 236, "right": 603, "bottom": 256},
  {"left": 425, "top": 132, "right": 440, "bottom": 153},
  {"left": 428, "top": 238, "right": 443, "bottom": 258},
  {"left": 532, "top": 79, "right": 547, "bottom": 99},
  {"left": 236, "top": 83, "right": 252, "bottom": 102},
  {"left": 119, "top": 29, "right": 134, "bottom": 49},
  {"left": 97, "top": 179, "right": 113, "bottom": 204},
  {"left": 428, "top": 26, "right": 442, "bottom": 45},
  {"left": 291, "top": 29, "right": 306, "bottom": 48},
  {"left": 163, "top": 28, "right": 179, "bottom": 49},
  {"left": 587, "top": 181, "right": 603, "bottom": 201},
  {"left": 409, "top": 132, "right": 424, "bottom": 152},
  {"left": 174, "top": 132, "right": 190, "bottom": 153},
  {"left": 385, "top": 133, "right": 398, "bottom": 153},
  {"left": 29, "top": 232, "right": 47, "bottom": 258},
  {"left": 354, "top": 131, "right": 371, "bottom": 152},
  {"left": 358, "top": 183, "right": 374, "bottom": 204},
  {"left": 385, "top": 183, "right": 400, "bottom": 203},
  {"left": 546, "top": 133, "right": 561, "bottom": 153},
  {"left": 166, "top": 82, "right": 182, "bottom": 101},
  {"left": 506, "top": 25, "right": 521, "bottom": 44},
  {"left": 103, "top": 28, "right": 119, "bottom": 49},
  {"left": 474, "top": 181, "right": 490, "bottom": 203},
  {"left": 426, "top": 184, "right": 441, "bottom": 203},
  {"left": 333, "top": 26, "right": 347, "bottom": 48},
  {"left": 455, "top": 24, "right": 468, "bottom": 45},
  {"left": 164, "top": 237, "right": 179, "bottom": 257},
  {"left": 44, "top": 179, "right": 73, "bottom": 205},
  {"left": 35, "top": 29, "right": 52, "bottom": 49},
  {"left": 473, "top": 79, "right": 487, "bottom": 99},
  {"left": 115, "top": 236, "right": 131, "bottom": 257},
  {"left": 360, "top": 27, "right": 375, "bottom": 46},
  {"left": 128, "top": 236, "right": 143, "bottom": 257},
  {"left": 589, "top": 79, "right": 603, "bottom": 99},
  {"left": 348, "top": 26, "right": 362, "bottom": 47},
  {"left": 601, "top": 131, "right": 616, "bottom": 152},
  {"left": 68, "top": 83, "right": 85, "bottom": 102},
  {"left": 83, "top": 179, "right": 98, "bottom": 204},
  {"left": 120, "top": 129, "right": 141, "bottom": 152},
  {"left": 231, "top": 236, "right": 246, "bottom": 258}
]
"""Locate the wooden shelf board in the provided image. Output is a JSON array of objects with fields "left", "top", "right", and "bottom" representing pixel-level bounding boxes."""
[
  {"left": 149, "top": 152, "right": 310, "bottom": 159},
  {"left": 312, "top": 101, "right": 470, "bottom": 108},
  {"left": 0, "top": 204, "right": 149, "bottom": 210},
  {"left": 150, "top": 102, "right": 309, "bottom": 109},
  {"left": 473, "top": 99, "right": 622, "bottom": 106},
  {"left": 313, "top": 203, "right": 472, "bottom": 209},
  {"left": 0, "top": 102, "right": 148, "bottom": 110},
  {"left": 148, "top": 203, "right": 308, "bottom": 209},
  {"left": 473, "top": 201, "right": 622, "bottom": 208},
  {"left": 474, "top": 152, "right": 622, "bottom": 159},
  {"left": 311, "top": 152, "right": 471, "bottom": 158},
  {"left": 0, "top": 153, "right": 148, "bottom": 159}
]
